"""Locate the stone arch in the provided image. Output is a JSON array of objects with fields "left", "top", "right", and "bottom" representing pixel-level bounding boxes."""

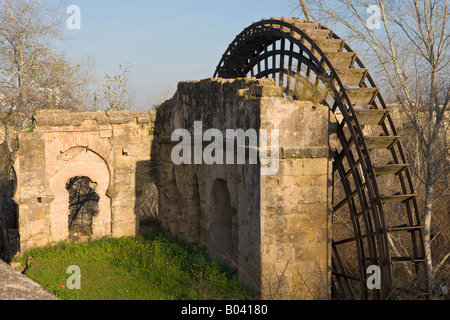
[
  {"left": 208, "top": 179, "right": 237, "bottom": 264},
  {"left": 48, "top": 147, "right": 111, "bottom": 243},
  {"left": 57, "top": 134, "right": 113, "bottom": 167},
  {"left": 47, "top": 132, "right": 115, "bottom": 196}
]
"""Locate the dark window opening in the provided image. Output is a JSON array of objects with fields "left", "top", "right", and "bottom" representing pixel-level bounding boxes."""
[
  {"left": 209, "top": 179, "right": 237, "bottom": 265},
  {"left": 66, "top": 176, "right": 100, "bottom": 236},
  {"left": 0, "top": 164, "right": 19, "bottom": 262}
]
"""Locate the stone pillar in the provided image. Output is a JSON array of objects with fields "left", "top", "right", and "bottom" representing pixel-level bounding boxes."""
[
  {"left": 109, "top": 111, "right": 156, "bottom": 237},
  {"left": 259, "top": 98, "right": 333, "bottom": 300},
  {"left": 14, "top": 132, "right": 51, "bottom": 253}
]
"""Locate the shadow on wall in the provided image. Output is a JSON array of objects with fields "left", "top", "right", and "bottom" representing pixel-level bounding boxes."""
[
  {"left": 209, "top": 179, "right": 237, "bottom": 265},
  {"left": 66, "top": 176, "right": 100, "bottom": 236},
  {"left": 135, "top": 160, "right": 160, "bottom": 230},
  {"left": 0, "top": 141, "right": 19, "bottom": 263},
  {"left": 134, "top": 108, "right": 163, "bottom": 233},
  {"left": 143, "top": 79, "right": 264, "bottom": 294}
]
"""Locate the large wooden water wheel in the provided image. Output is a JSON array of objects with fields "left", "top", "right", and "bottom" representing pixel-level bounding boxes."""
[{"left": 214, "top": 17, "right": 427, "bottom": 300}]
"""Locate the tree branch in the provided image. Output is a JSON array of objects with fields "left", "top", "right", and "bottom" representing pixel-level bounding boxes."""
[{"left": 434, "top": 252, "right": 450, "bottom": 275}]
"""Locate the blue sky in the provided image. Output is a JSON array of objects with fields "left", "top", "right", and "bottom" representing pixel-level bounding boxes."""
[{"left": 61, "top": 0, "right": 300, "bottom": 108}]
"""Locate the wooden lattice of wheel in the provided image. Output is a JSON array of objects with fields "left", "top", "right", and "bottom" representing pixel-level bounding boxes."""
[{"left": 214, "top": 17, "right": 427, "bottom": 300}]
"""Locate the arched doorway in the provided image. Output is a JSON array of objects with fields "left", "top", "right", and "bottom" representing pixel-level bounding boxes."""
[
  {"left": 49, "top": 147, "right": 111, "bottom": 243},
  {"left": 66, "top": 176, "right": 100, "bottom": 236}
]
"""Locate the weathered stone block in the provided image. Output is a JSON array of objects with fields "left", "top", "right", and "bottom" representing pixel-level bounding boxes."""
[{"left": 249, "top": 85, "right": 283, "bottom": 97}]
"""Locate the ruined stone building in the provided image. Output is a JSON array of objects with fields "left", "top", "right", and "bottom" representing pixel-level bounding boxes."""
[
  {"left": 1, "top": 17, "right": 429, "bottom": 300},
  {"left": 9, "top": 78, "right": 334, "bottom": 299}
]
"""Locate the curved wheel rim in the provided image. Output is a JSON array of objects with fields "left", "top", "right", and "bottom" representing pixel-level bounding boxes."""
[{"left": 214, "top": 18, "right": 427, "bottom": 300}]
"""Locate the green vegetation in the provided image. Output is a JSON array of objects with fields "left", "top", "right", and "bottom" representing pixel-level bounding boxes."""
[
  {"left": 16, "top": 231, "right": 253, "bottom": 300},
  {"left": 22, "top": 121, "right": 35, "bottom": 133},
  {"left": 285, "top": 73, "right": 330, "bottom": 104}
]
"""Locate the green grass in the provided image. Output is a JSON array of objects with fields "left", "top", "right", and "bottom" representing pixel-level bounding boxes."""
[{"left": 16, "top": 233, "right": 254, "bottom": 300}]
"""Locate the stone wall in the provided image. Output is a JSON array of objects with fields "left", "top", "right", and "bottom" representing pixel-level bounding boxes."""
[
  {"left": 156, "top": 79, "right": 268, "bottom": 291},
  {"left": 13, "top": 110, "right": 157, "bottom": 253},
  {"left": 12, "top": 77, "right": 334, "bottom": 300},
  {"left": 156, "top": 78, "right": 333, "bottom": 299}
]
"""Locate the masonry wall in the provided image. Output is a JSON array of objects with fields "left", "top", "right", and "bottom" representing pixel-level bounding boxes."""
[
  {"left": 12, "top": 78, "right": 334, "bottom": 300},
  {"left": 156, "top": 79, "right": 268, "bottom": 290},
  {"left": 156, "top": 78, "right": 333, "bottom": 299},
  {"left": 13, "top": 110, "right": 157, "bottom": 253},
  {"left": 259, "top": 100, "right": 333, "bottom": 299}
]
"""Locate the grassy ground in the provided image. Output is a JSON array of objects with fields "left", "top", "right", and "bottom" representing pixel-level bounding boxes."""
[{"left": 15, "top": 231, "right": 254, "bottom": 300}]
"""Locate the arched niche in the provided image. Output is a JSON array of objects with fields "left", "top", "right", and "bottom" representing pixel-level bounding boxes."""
[
  {"left": 208, "top": 179, "right": 237, "bottom": 265},
  {"left": 48, "top": 147, "right": 111, "bottom": 243}
]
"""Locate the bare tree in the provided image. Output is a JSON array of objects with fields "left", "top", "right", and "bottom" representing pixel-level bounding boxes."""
[
  {"left": 0, "top": 0, "right": 94, "bottom": 261},
  {"left": 146, "top": 86, "right": 176, "bottom": 109},
  {"left": 94, "top": 64, "right": 136, "bottom": 111},
  {"left": 298, "top": 0, "right": 312, "bottom": 22},
  {"left": 291, "top": 0, "right": 449, "bottom": 293},
  {"left": 0, "top": 0, "right": 93, "bottom": 140}
]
